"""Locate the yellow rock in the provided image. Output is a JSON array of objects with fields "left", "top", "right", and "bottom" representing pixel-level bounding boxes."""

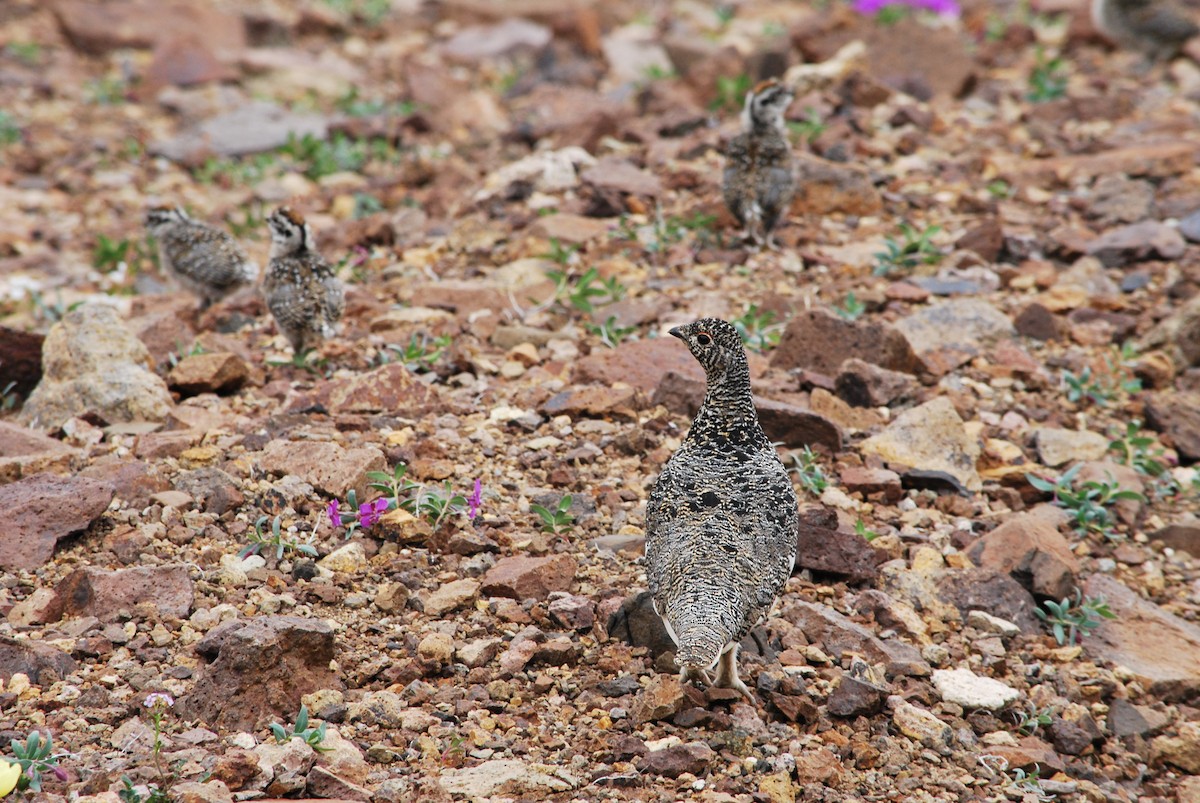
[
  {"left": 759, "top": 770, "right": 797, "bottom": 803},
  {"left": 179, "top": 445, "right": 222, "bottom": 466},
  {"left": 911, "top": 546, "right": 945, "bottom": 573}
]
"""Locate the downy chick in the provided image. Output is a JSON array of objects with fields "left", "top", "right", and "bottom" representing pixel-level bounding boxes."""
[{"left": 263, "top": 207, "right": 345, "bottom": 354}]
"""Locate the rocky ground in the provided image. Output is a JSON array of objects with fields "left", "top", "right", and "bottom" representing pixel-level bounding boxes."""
[{"left": 3, "top": 0, "right": 1200, "bottom": 801}]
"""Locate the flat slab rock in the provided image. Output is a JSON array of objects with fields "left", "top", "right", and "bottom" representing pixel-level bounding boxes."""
[
  {"left": 439, "top": 759, "right": 579, "bottom": 797},
  {"left": 783, "top": 599, "right": 930, "bottom": 677},
  {"left": 0, "top": 636, "right": 77, "bottom": 686},
  {"left": 0, "top": 421, "right": 81, "bottom": 483},
  {"left": 0, "top": 473, "right": 114, "bottom": 571},
  {"left": 56, "top": 565, "right": 194, "bottom": 621},
  {"left": 1084, "top": 574, "right": 1200, "bottom": 701},
  {"left": 257, "top": 440, "right": 385, "bottom": 498},
  {"left": 859, "top": 397, "right": 982, "bottom": 492}
]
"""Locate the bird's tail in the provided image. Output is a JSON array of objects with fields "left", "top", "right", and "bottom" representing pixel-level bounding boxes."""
[{"left": 671, "top": 622, "right": 727, "bottom": 672}]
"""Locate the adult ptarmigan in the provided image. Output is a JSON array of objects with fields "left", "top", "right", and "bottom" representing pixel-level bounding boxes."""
[{"left": 645, "top": 318, "right": 799, "bottom": 699}]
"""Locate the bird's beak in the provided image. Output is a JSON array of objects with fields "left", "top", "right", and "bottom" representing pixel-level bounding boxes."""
[{"left": 668, "top": 326, "right": 684, "bottom": 340}]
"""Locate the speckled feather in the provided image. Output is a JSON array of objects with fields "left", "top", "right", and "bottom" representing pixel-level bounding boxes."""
[
  {"left": 1092, "top": 0, "right": 1198, "bottom": 59},
  {"left": 263, "top": 208, "right": 345, "bottom": 354},
  {"left": 145, "top": 208, "right": 257, "bottom": 306},
  {"left": 722, "top": 79, "right": 796, "bottom": 248},
  {"left": 645, "top": 318, "right": 799, "bottom": 674}
]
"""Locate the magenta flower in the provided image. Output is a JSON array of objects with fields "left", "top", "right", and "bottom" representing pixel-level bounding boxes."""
[
  {"left": 467, "top": 478, "right": 483, "bottom": 519},
  {"left": 358, "top": 498, "right": 389, "bottom": 528},
  {"left": 852, "top": 0, "right": 960, "bottom": 15},
  {"left": 327, "top": 499, "right": 342, "bottom": 529}
]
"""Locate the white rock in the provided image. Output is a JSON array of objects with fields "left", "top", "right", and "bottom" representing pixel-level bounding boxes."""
[
  {"left": 318, "top": 541, "right": 367, "bottom": 573},
  {"left": 966, "top": 610, "right": 1021, "bottom": 638},
  {"left": 439, "top": 759, "right": 578, "bottom": 797},
  {"left": 932, "top": 668, "right": 1019, "bottom": 710}
]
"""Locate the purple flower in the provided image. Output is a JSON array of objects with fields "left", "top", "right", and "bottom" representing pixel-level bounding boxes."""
[
  {"left": 358, "top": 498, "right": 389, "bottom": 528},
  {"left": 852, "top": 0, "right": 960, "bottom": 16},
  {"left": 144, "top": 692, "right": 174, "bottom": 708},
  {"left": 467, "top": 478, "right": 483, "bottom": 519},
  {"left": 52, "top": 766, "right": 69, "bottom": 782},
  {"left": 327, "top": 499, "right": 342, "bottom": 529}
]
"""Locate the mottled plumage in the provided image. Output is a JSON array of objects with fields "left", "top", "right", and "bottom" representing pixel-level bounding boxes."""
[
  {"left": 723, "top": 78, "right": 796, "bottom": 251},
  {"left": 645, "top": 318, "right": 799, "bottom": 699},
  {"left": 263, "top": 207, "right": 345, "bottom": 354},
  {"left": 145, "top": 206, "right": 258, "bottom": 307},
  {"left": 1092, "top": 0, "right": 1198, "bottom": 59}
]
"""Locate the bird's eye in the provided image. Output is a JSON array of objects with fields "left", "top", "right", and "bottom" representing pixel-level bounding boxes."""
[{"left": 696, "top": 332, "right": 712, "bottom": 346}]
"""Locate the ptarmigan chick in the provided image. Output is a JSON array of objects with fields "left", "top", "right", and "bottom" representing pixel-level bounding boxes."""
[
  {"left": 144, "top": 206, "right": 258, "bottom": 308},
  {"left": 263, "top": 207, "right": 345, "bottom": 354},
  {"left": 1092, "top": 0, "right": 1198, "bottom": 60},
  {"left": 645, "top": 318, "right": 799, "bottom": 700},
  {"left": 723, "top": 78, "right": 796, "bottom": 251}
]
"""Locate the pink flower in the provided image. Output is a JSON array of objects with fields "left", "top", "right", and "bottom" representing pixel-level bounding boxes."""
[
  {"left": 467, "top": 478, "right": 483, "bottom": 519},
  {"left": 358, "top": 498, "right": 389, "bottom": 528},
  {"left": 327, "top": 499, "right": 342, "bottom": 529}
]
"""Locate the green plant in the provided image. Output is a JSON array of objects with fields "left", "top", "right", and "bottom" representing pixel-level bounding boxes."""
[
  {"left": 0, "top": 111, "right": 20, "bottom": 147},
  {"left": 352, "top": 192, "right": 384, "bottom": 220},
  {"left": 731, "top": 304, "right": 782, "bottom": 352},
  {"left": 532, "top": 495, "right": 574, "bottom": 534},
  {"left": 874, "top": 222, "right": 943, "bottom": 276},
  {"left": 8, "top": 731, "right": 66, "bottom": 793},
  {"left": 790, "top": 447, "right": 828, "bottom": 496},
  {"left": 541, "top": 238, "right": 580, "bottom": 266},
  {"left": 366, "top": 462, "right": 420, "bottom": 504},
  {"left": 854, "top": 519, "right": 880, "bottom": 542},
  {"left": 1, "top": 380, "right": 18, "bottom": 411},
  {"left": 28, "top": 291, "right": 82, "bottom": 323},
  {"left": 5, "top": 42, "right": 41, "bottom": 66},
  {"left": 195, "top": 153, "right": 279, "bottom": 187},
  {"left": 378, "top": 332, "right": 451, "bottom": 371},
  {"left": 270, "top": 705, "right": 332, "bottom": 752},
  {"left": 835, "top": 292, "right": 865, "bottom": 321},
  {"left": 546, "top": 267, "right": 625, "bottom": 313},
  {"left": 118, "top": 692, "right": 176, "bottom": 803},
  {"left": 710, "top": 73, "right": 752, "bottom": 112},
  {"left": 93, "top": 234, "right": 131, "bottom": 273},
  {"left": 1027, "top": 465, "right": 1144, "bottom": 540},
  {"left": 1028, "top": 48, "right": 1068, "bottom": 103},
  {"left": 1061, "top": 356, "right": 1140, "bottom": 407},
  {"left": 1109, "top": 420, "right": 1169, "bottom": 479},
  {"left": 225, "top": 204, "right": 267, "bottom": 239},
  {"left": 1035, "top": 590, "right": 1116, "bottom": 646},
  {"left": 335, "top": 88, "right": 416, "bottom": 117},
  {"left": 165, "top": 340, "right": 206, "bottom": 369},
  {"left": 279, "top": 132, "right": 395, "bottom": 181},
  {"left": 323, "top": 0, "right": 392, "bottom": 25},
  {"left": 585, "top": 316, "right": 637, "bottom": 349},
  {"left": 1006, "top": 764, "right": 1054, "bottom": 801},
  {"left": 986, "top": 179, "right": 1013, "bottom": 199},
  {"left": 1013, "top": 704, "right": 1054, "bottom": 736},
  {"left": 413, "top": 483, "right": 469, "bottom": 529},
  {"left": 240, "top": 515, "right": 318, "bottom": 561},
  {"left": 787, "top": 108, "right": 827, "bottom": 144},
  {"left": 86, "top": 74, "right": 127, "bottom": 105}
]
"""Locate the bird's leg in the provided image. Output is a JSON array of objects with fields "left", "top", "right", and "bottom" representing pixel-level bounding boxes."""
[
  {"left": 679, "top": 664, "right": 714, "bottom": 687},
  {"left": 713, "top": 644, "right": 754, "bottom": 701}
]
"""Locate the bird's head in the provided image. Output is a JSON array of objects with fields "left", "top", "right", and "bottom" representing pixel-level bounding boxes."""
[
  {"left": 742, "top": 78, "right": 794, "bottom": 134},
  {"left": 669, "top": 318, "right": 747, "bottom": 379},
  {"left": 268, "top": 206, "right": 314, "bottom": 255},
  {"left": 144, "top": 205, "right": 189, "bottom": 232}
]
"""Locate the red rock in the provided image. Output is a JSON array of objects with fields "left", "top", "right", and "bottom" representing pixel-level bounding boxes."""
[
  {"left": 288, "top": 363, "right": 440, "bottom": 416},
  {"left": 795, "top": 505, "right": 881, "bottom": 583},
  {"left": 1004, "top": 141, "right": 1199, "bottom": 182},
  {"left": 1014, "top": 303, "right": 1064, "bottom": 341},
  {"left": 547, "top": 593, "right": 595, "bottom": 631},
  {"left": 258, "top": 440, "right": 385, "bottom": 497},
  {"left": 755, "top": 398, "right": 843, "bottom": 453},
  {"left": 79, "top": 457, "right": 171, "bottom": 508},
  {"left": 782, "top": 599, "right": 930, "bottom": 676},
  {"left": 53, "top": 0, "right": 246, "bottom": 58},
  {"left": 967, "top": 507, "right": 1079, "bottom": 599},
  {"left": 528, "top": 213, "right": 612, "bottom": 244},
  {"left": 639, "top": 742, "right": 714, "bottom": 778},
  {"left": 988, "top": 736, "right": 1066, "bottom": 774},
  {"left": 0, "top": 636, "right": 76, "bottom": 685},
  {"left": 834, "top": 358, "right": 915, "bottom": 407},
  {"left": 576, "top": 338, "right": 704, "bottom": 395},
  {"left": 581, "top": 158, "right": 661, "bottom": 198},
  {"left": 180, "top": 616, "right": 342, "bottom": 730},
  {"left": 56, "top": 565, "right": 194, "bottom": 621},
  {"left": 305, "top": 767, "right": 371, "bottom": 802},
  {"left": 0, "top": 473, "right": 114, "bottom": 571},
  {"left": 542, "top": 385, "right": 639, "bottom": 420},
  {"left": 0, "top": 326, "right": 43, "bottom": 397},
  {"left": 481, "top": 555, "right": 576, "bottom": 600},
  {"left": 957, "top": 218, "right": 1005, "bottom": 262},
  {"left": 410, "top": 280, "right": 508, "bottom": 318},
  {"left": 1086, "top": 220, "right": 1186, "bottom": 267},
  {"left": 791, "top": 153, "right": 882, "bottom": 216},
  {"left": 840, "top": 467, "right": 902, "bottom": 501},
  {"left": 771, "top": 310, "right": 918, "bottom": 376},
  {"left": 1151, "top": 519, "right": 1200, "bottom": 557},
  {"left": 1145, "top": 393, "right": 1200, "bottom": 462},
  {"left": 142, "top": 34, "right": 231, "bottom": 96},
  {"left": 168, "top": 352, "right": 251, "bottom": 395},
  {"left": 0, "top": 421, "right": 81, "bottom": 483}
]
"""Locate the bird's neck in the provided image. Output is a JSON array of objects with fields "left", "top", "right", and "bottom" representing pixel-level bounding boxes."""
[{"left": 688, "top": 364, "right": 768, "bottom": 447}]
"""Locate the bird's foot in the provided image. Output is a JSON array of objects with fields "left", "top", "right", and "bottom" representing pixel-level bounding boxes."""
[
  {"left": 679, "top": 665, "right": 714, "bottom": 687},
  {"left": 713, "top": 645, "right": 755, "bottom": 702}
]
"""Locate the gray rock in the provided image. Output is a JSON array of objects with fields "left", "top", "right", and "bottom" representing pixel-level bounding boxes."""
[
  {"left": 150, "top": 101, "right": 328, "bottom": 163},
  {"left": 893, "top": 298, "right": 1014, "bottom": 356},
  {"left": 782, "top": 599, "right": 930, "bottom": 677},
  {"left": 1086, "top": 220, "right": 1186, "bottom": 267},
  {"left": 1032, "top": 427, "right": 1111, "bottom": 467},
  {"left": 859, "top": 397, "right": 982, "bottom": 492},
  {"left": 441, "top": 18, "right": 551, "bottom": 63},
  {"left": 440, "top": 759, "right": 578, "bottom": 797},
  {"left": 932, "top": 668, "right": 1019, "bottom": 710}
]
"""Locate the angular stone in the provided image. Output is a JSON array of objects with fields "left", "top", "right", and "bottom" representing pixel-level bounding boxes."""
[
  {"left": 834, "top": 358, "right": 915, "bottom": 407},
  {"left": 795, "top": 505, "right": 879, "bottom": 583},
  {"left": 826, "top": 673, "right": 887, "bottom": 718},
  {"left": 257, "top": 440, "right": 385, "bottom": 498},
  {"left": 1151, "top": 722, "right": 1200, "bottom": 774},
  {"left": 53, "top": 0, "right": 245, "bottom": 56},
  {"left": 1144, "top": 393, "right": 1200, "bottom": 461},
  {"left": 840, "top": 467, "right": 902, "bottom": 502},
  {"left": 0, "top": 636, "right": 77, "bottom": 685},
  {"left": 606, "top": 591, "right": 675, "bottom": 658},
  {"left": 1032, "top": 427, "right": 1110, "bottom": 467},
  {"left": 967, "top": 507, "right": 1078, "bottom": 599},
  {"left": 481, "top": 555, "right": 576, "bottom": 600},
  {"left": 439, "top": 759, "right": 577, "bottom": 797},
  {"left": 893, "top": 703, "right": 951, "bottom": 746},
  {"left": 528, "top": 213, "right": 612, "bottom": 244},
  {"left": 0, "top": 326, "right": 44, "bottom": 398},
  {"left": 547, "top": 594, "right": 595, "bottom": 631},
  {"left": 542, "top": 385, "right": 638, "bottom": 420},
  {"left": 639, "top": 742, "right": 714, "bottom": 778},
  {"left": 440, "top": 18, "right": 551, "bottom": 62},
  {"left": 957, "top": 218, "right": 1004, "bottom": 262},
  {"left": 1150, "top": 519, "right": 1200, "bottom": 557},
  {"left": 57, "top": 565, "right": 194, "bottom": 621},
  {"left": 936, "top": 568, "right": 1040, "bottom": 631},
  {"left": 150, "top": 101, "right": 328, "bottom": 164},
  {"left": 0, "top": 422, "right": 81, "bottom": 483},
  {"left": 1107, "top": 698, "right": 1169, "bottom": 738},
  {"left": 894, "top": 298, "right": 1014, "bottom": 357},
  {"left": 181, "top": 615, "right": 342, "bottom": 730},
  {"left": 576, "top": 337, "right": 703, "bottom": 395},
  {"left": 0, "top": 473, "right": 114, "bottom": 571},
  {"left": 1086, "top": 220, "right": 1186, "bottom": 268},
  {"left": 1014, "top": 303, "right": 1064, "bottom": 341},
  {"left": 20, "top": 305, "right": 173, "bottom": 430},
  {"left": 755, "top": 399, "right": 842, "bottom": 453},
  {"left": 631, "top": 674, "right": 686, "bottom": 723},
  {"left": 581, "top": 158, "right": 661, "bottom": 198},
  {"left": 932, "top": 668, "right": 1019, "bottom": 710},
  {"left": 287, "top": 363, "right": 440, "bottom": 416},
  {"left": 783, "top": 600, "right": 930, "bottom": 676},
  {"left": 1084, "top": 574, "right": 1200, "bottom": 701},
  {"left": 771, "top": 310, "right": 918, "bottom": 376},
  {"left": 1004, "top": 141, "right": 1200, "bottom": 182},
  {"left": 1141, "top": 292, "right": 1200, "bottom": 368},
  {"left": 860, "top": 397, "right": 982, "bottom": 492},
  {"left": 791, "top": 153, "right": 882, "bottom": 216},
  {"left": 168, "top": 352, "right": 250, "bottom": 395},
  {"left": 966, "top": 610, "right": 1021, "bottom": 638},
  {"left": 424, "top": 579, "right": 480, "bottom": 617}
]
